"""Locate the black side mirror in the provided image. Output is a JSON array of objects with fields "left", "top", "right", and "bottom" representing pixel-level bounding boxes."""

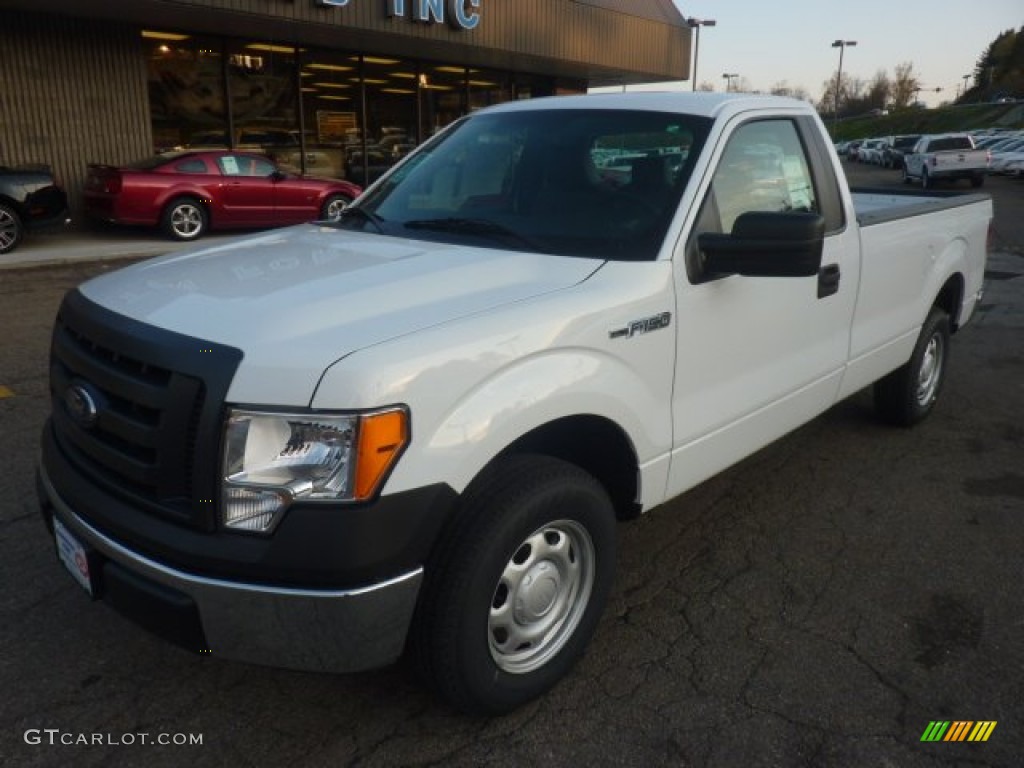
[{"left": 697, "top": 211, "right": 825, "bottom": 279}]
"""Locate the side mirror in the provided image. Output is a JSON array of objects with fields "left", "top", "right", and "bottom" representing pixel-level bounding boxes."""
[{"left": 697, "top": 211, "right": 825, "bottom": 279}]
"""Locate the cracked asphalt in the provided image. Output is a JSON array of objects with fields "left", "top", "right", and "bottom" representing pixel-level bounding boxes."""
[{"left": 1, "top": 165, "right": 1021, "bottom": 767}]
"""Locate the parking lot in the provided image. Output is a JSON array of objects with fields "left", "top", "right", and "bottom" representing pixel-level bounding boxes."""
[{"left": 1, "top": 162, "right": 1022, "bottom": 767}]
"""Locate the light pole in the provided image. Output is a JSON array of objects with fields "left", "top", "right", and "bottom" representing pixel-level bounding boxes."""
[
  {"left": 722, "top": 73, "right": 739, "bottom": 92},
  {"left": 960, "top": 73, "right": 970, "bottom": 100},
  {"left": 686, "top": 17, "right": 716, "bottom": 92},
  {"left": 831, "top": 39, "right": 857, "bottom": 133}
]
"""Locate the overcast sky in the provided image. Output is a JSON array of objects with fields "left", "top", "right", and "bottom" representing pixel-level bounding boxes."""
[{"left": 600, "top": 1, "right": 1022, "bottom": 106}]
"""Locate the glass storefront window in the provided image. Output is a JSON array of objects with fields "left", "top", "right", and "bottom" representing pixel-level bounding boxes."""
[
  {"left": 143, "top": 30, "right": 225, "bottom": 153},
  {"left": 225, "top": 41, "right": 299, "bottom": 164},
  {"left": 143, "top": 30, "right": 529, "bottom": 185}
]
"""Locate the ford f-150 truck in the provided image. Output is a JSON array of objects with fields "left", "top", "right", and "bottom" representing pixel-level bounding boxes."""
[
  {"left": 902, "top": 133, "right": 989, "bottom": 188},
  {"left": 38, "top": 93, "right": 991, "bottom": 714}
]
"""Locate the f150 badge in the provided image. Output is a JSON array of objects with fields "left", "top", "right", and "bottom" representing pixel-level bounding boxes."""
[{"left": 609, "top": 312, "right": 672, "bottom": 339}]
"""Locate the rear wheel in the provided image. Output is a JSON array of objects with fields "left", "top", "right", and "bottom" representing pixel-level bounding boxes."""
[
  {"left": 161, "top": 197, "right": 207, "bottom": 241},
  {"left": 411, "top": 455, "right": 616, "bottom": 714},
  {"left": 874, "top": 306, "right": 950, "bottom": 426},
  {"left": 0, "top": 203, "right": 24, "bottom": 254}
]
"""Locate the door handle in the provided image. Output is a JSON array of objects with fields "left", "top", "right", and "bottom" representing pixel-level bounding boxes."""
[{"left": 817, "top": 264, "right": 840, "bottom": 299}]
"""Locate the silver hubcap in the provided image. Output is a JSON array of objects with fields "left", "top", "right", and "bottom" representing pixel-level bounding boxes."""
[
  {"left": 916, "top": 333, "right": 944, "bottom": 406},
  {"left": 171, "top": 205, "right": 203, "bottom": 237},
  {"left": 488, "top": 520, "right": 595, "bottom": 674},
  {"left": 0, "top": 208, "right": 18, "bottom": 251}
]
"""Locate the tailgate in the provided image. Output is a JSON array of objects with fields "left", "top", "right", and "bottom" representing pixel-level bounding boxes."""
[{"left": 933, "top": 150, "right": 988, "bottom": 172}]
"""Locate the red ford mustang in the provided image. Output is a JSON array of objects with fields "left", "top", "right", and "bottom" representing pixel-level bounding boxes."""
[{"left": 83, "top": 150, "right": 363, "bottom": 241}]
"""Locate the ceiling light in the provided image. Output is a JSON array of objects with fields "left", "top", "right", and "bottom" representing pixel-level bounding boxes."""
[
  {"left": 141, "top": 30, "right": 190, "bottom": 41},
  {"left": 306, "top": 63, "right": 354, "bottom": 72}
]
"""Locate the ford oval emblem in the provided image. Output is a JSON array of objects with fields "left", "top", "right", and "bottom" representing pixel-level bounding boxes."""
[{"left": 65, "top": 384, "right": 99, "bottom": 429}]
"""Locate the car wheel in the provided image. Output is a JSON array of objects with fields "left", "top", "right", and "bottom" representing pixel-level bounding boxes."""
[
  {"left": 320, "top": 194, "right": 352, "bottom": 220},
  {"left": 970, "top": 175, "right": 984, "bottom": 188},
  {"left": 874, "top": 306, "right": 950, "bottom": 426},
  {"left": 0, "top": 203, "right": 24, "bottom": 254},
  {"left": 921, "top": 168, "right": 931, "bottom": 189},
  {"left": 411, "top": 454, "right": 616, "bottom": 715},
  {"left": 902, "top": 166, "right": 912, "bottom": 184},
  {"left": 161, "top": 197, "right": 207, "bottom": 241}
]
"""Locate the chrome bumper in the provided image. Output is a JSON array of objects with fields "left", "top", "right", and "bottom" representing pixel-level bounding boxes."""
[{"left": 40, "top": 467, "right": 422, "bottom": 674}]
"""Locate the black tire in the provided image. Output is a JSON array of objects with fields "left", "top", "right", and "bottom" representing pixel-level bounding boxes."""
[
  {"left": 411, "top": 454, "right": 616, "bottom": 715},
  {"left": 161, "top": 197, "right": 207, "bottom": 241},
  {"left": 874, "top": 306, "right": 951, "bottom": 426},
  {"left": 320, "top": 193, "right": 352, "bottom": 220},
  {"left": 970, "top": 175, "right": 984, "bottom": 188},
  {"left": 902, "top": 166, "right": 912, "bottom": 184},
  {"left": 0, "top": 203, "right": 24, "bottom": 254},
  {"left": 921, "top": 168, "right": 931, "bottom": 189}
]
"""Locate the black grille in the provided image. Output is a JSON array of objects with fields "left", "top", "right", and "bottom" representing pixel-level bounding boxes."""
[{"left": 49, "top": 290, "right": 243, "bottom": 530}]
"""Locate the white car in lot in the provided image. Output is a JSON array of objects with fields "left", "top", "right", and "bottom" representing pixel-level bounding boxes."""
[{"left": 858, "top": 138, "right": 885, "bottom": 164}]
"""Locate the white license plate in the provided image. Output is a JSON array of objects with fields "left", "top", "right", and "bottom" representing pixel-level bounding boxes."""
[{"left": 54, "top": 517, "right": 94, "bottom": 597}]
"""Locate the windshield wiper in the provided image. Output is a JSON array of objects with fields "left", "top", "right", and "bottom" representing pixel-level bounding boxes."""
[
  {"left": 335, "top": 204, "right": 385, "bottom": 233},
  {"left": 404, "top": 217, "right": 548, "bottom": 253}
]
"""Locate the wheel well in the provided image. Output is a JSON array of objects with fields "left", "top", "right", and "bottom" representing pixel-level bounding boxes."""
[
  {"left": 494, "top": 415, "right": 641, "bottom": 520},
  {"left": 0, "top": 195, "right": 24, "bottom": 219},
  {"left": 163, "top": 195, "right": 208, "bottom": 219},
  {"left": 934, "top": 273, "right": 965, "bottom": 332}
]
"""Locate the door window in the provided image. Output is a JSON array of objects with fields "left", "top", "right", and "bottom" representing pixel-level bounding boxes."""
[{"left": 697, "top": 119, "right": 818, "bottom": 235}]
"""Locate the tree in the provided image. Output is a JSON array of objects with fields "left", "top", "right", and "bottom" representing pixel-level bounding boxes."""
[
  {"left": 865, "top": 70, "right": 891, "bottom": 110},
  {"left": 817, "top": 72, "right": 863, "bottom": 118},
  {"left": 770, "top": 81, "right": 812, "bottom": 101},
  {"left": 890, "top": 61, "right": 919, "bottom": 109},
  {"left": 697, "top": 81, "right": 716, "bottom": 92}
]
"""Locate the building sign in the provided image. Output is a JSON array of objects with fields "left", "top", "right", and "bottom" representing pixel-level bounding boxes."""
[{"left": 315, "top": 1, "right": 482, "bottom": 30}]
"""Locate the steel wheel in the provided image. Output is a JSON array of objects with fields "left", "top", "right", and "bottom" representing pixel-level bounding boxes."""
[
  {"left": 874, "top": 306, "right": 950, "bottom": 426},
  {"left": 411, "top": 454, "right": 616, "bottom": 714},
  {"left": 488, "top": 519, "right": 595, "bottom": 675},
  {"left": 0, "top": 203, "right": 24, "bottom": 254},
  {"left": 914, "top": 332, "right": 945, "bottom": 408}
]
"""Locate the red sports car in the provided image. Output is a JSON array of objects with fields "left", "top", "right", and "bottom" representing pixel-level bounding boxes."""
[{"left": 83, "top": 150, "right": 363, "bottom": 241}]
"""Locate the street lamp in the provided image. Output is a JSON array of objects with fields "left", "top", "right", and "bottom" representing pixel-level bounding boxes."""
[
  {"left": 960, "top": 73, "right": 971, "bottom": 100},
  {"left": 831, "top": 39, "right": 857, "bottom": 133},
  {"left": 722, "top": 73, "right": 739, "bottom": 92},
  {"left": 686, "top": 17, "right": 716, "bottom": 92}
]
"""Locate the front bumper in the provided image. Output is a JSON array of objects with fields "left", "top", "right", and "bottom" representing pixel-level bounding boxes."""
[{"left": 39, "top": 464, "right": 423, "bottom": 673}]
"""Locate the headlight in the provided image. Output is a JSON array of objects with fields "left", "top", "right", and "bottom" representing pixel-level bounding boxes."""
[{"left": 221, "top": 407, "right": 409, "bottom": 533}]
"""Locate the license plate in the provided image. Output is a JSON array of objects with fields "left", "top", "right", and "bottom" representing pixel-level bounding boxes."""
[{"left": 54, "top": 517, "right": 95, "bottom": 597}]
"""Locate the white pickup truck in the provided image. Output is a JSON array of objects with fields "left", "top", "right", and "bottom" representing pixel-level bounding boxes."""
[
  {"left": 902, "top": 132, "right": 990, "bottom": 188},
  {"left": 39, "top": 93, "right": 991, "bottom": 714}
]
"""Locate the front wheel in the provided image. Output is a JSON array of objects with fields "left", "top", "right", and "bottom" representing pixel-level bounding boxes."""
[
  {"left": 411, "top": 455, "right": 616, "bottom": 714},
  {"left": 0, "top": 203, "right": 24, "bottom": 254},
  {"left": 320, "top": 194, "right": 352, "bottom": 220},
  {"left": 921, "top": 168, "right": 931, "bottom": 189},
  {"left": 874, "top": 306, "right": 950, "bottom": 426},
  {"left": 161, "top": 197, "right": 207, "bottom": 241}
]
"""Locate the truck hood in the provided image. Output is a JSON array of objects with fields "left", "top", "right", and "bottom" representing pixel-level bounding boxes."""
[{"left": 79, "top": 224, "right": 602, "bottom": 405}]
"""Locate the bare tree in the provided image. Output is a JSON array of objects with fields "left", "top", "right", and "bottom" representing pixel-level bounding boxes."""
[
  {"left": 771, "top": 81, "right": 812, "bottom": 101},
  {"left": 890, "top": 61, "right": 919, "bottom": 108},
  {"left": 866, "top": 70, "right": 892, "bottom": 109},
  {"left": 697, "top": 81, "right": 716, "bottom": 92}
]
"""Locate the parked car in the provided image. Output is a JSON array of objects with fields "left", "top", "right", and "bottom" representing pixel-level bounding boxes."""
[
  {"left": 881, "top": 135, "right": 922, "bottom": 170},
  {"left": 83, "top": 150, "right": 362, "bottom": 241},
  {"left": 0, "top": 164, "right": 70, "bottom": 254},
  {"left": 858, "top": 138, "right": 886, "bottom": 165},
  {"left": 844, "top": 139, "right": 863, "bottom": 160}
]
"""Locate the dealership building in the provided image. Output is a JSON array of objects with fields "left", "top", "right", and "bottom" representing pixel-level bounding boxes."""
[{"left": 0, "top": 0, "right": 692, "bottom": 213}]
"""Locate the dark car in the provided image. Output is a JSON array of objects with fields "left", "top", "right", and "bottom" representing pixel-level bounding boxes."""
[
  {"left": 881, "top": 135, "right": 922, "bottom": 170},
  {"left": 83, "top": 150, "right": 362, "bottom": 241},
  {"left": 0, "top": 164, "right": 70, "bottom": 254}
]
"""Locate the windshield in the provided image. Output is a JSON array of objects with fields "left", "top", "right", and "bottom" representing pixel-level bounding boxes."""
[{"left": 334, "top": 108, "right": 712, "bottom": 260}]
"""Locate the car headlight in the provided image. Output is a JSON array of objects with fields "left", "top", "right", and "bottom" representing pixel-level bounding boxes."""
[{"left": 221, "top": 407, "right": 409, "bottom": 533}]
